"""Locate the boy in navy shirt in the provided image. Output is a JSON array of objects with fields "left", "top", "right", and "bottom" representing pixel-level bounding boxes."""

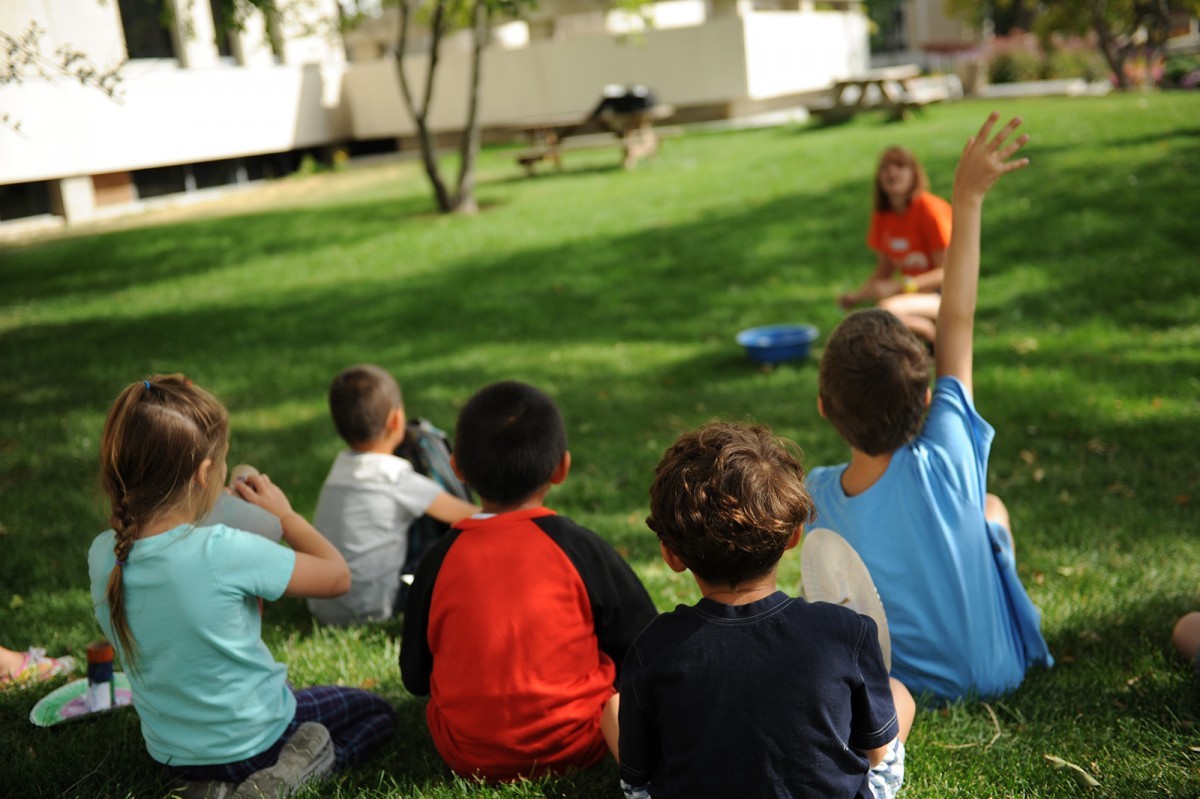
[{"left": 619, "top": 422, "right": 913, "bottom": 799}]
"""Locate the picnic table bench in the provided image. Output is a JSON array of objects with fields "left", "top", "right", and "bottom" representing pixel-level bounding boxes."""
[
  {"left": 810, "top": 66, "right": 961, "bottom": 124},
  {"left": 508, "top": 104, "right": 676, "bottom": 176}
]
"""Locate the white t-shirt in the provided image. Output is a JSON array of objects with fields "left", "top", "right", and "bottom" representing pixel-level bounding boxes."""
[{"left": 307, "top": 450, "right": 442, "bottom": 625}]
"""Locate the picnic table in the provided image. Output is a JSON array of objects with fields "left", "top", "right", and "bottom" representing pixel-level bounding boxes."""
[
  {"left": 506, "top": 104, "right": 676, "bottom": 176},
  {"left": 811, "top": 65, "right": 959, "bottom": 124}
]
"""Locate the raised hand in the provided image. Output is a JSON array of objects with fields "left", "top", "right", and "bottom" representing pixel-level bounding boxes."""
[{"left": 953, "top": 113, "right": 1029, "bottom": 204}]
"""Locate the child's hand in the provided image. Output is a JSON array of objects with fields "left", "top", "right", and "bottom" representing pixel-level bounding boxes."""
[
  {"left": 953, "top": 112, "right": 1029, "bottom": 204},
  {"left": 232, "top": 472, "right": 295, "bottom": 521}
]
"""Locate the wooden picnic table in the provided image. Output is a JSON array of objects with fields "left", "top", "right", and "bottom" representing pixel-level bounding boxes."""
[
  {"left": 503, "top": 104, "right": 676, "bottom": 176},
  {"left": 812, "top": 64, "right": 927, "bottom": 124}
]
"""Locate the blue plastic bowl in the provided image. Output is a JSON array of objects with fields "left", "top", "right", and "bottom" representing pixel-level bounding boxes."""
[{"left": 736, "top": 324, "right": 820, "bottom": 364}]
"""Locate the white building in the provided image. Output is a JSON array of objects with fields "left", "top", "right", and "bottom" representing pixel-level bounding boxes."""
[{"left": 0, "top": 0, "right": 870, "bottom": 231}]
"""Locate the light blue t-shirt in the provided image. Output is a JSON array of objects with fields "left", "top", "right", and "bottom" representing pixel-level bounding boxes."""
[
  {"left": 88, "top": 523, "right": 297, "bottom": 765},
  {"left": 806, "top": 377, "right": 1052, "bottom": 700}
]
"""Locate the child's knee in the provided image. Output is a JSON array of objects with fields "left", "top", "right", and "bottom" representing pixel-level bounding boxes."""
[
  {"left": 1173, "top": 612, "right": 1200, "bottom": 660},
  {"left": 984, "top": 494, "right": 1010, "bottom": 533}
]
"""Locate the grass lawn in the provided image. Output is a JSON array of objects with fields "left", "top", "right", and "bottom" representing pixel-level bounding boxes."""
[{"left": 2, "top": 92, "right": 1199, "bottom": 798}]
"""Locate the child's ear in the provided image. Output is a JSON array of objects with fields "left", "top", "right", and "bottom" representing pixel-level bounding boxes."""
[
  {"left": 549, "top": 451, "right": 571, "bottom": 485},
  {"left": 387, "top": 407, "right": 407, "bottom": 434},
  {"left": 924, "top": 387, "right": 932, "bottom": 408},
  {"left": 449, "top": 453, "right": 465, "bottom": 481},
  {"left": 785, "top": 528, "right": 803, "bottom": 551},
  {"left": 194, "top": 458, "right": 214, "bottom": 489},
  {"left": 816, "top": 396, "right": 827, "bottom": 419},
  {"left": 660, "top": 542, "right": 688, "bottom": 573}
]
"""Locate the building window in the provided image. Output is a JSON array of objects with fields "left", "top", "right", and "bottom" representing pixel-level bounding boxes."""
[
  {"left": 132, "top": 165, "right": 188, "bottom": 199},
  {"left": 0, "top": 181, "right": 53, "bottom": 220},
  {"left": 118, "top": 0, "right": 177, "bottom": 60}
]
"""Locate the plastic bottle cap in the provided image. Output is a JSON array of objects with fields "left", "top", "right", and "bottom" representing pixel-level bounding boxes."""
[{"left": 87, "top": 641, "right": 114, "bottom": 663}]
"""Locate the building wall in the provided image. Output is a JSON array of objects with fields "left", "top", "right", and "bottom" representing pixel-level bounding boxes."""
[
  {"left": 0, "top": 0, "right": 349, "bottom": 187},
  {"left": 343, "top": 9, "right": 869, "bottom": 138}
]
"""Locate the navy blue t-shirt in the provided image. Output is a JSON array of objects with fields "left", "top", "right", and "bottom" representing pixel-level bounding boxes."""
[{"left": 619, "top": 592, "right": 898, "bottom": 799}]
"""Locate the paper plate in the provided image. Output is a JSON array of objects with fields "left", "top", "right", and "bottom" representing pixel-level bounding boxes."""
[
  {"left": 800, "top": 528, "right": 891, "bottom": 670},
  {"left": 29, "top": 673, "right": 133, "bottom": 727}
]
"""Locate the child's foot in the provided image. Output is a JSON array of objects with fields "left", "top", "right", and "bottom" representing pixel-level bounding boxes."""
[
  {"left": 232, "top": 722, "right": 334, "bottom": 799},
  {"left": 0, "top": 648, "right": 76, "bottom": 688}
]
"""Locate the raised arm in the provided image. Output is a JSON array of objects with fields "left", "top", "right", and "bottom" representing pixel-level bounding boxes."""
[
  {"left": 935, "top": 113, "right": 1030, "bottom": 394},
  {"left": 233, "top": 473, "right": 351, "bottom": 598}
]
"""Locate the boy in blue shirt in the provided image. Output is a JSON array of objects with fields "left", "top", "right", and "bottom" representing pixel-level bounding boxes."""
[
  {"left": 620, "top": 421, "right": 913, "bottom": 799},
  {"left": 806, "top": 114, "right": 1053, "bottom": 701}
]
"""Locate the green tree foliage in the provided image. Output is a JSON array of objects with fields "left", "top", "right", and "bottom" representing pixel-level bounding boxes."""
[{"left": 947, "top": 0, "right": 1200, "bottom": 88}]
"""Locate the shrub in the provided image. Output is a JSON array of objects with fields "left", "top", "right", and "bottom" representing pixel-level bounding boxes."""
[
  {"left": 989, "top": 49, "right": 1044, "bottom": 83},
  {"left": 1162, "top": 53, "right": 1200, "bottom": 88},
  {"left": 1044, "top": 47, "right": 1108, "bottom": 81}
]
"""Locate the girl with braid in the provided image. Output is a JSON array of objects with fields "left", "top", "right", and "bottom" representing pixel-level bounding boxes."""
[{"left": 88, "top": 375, "right": 395, "bottom": 798}]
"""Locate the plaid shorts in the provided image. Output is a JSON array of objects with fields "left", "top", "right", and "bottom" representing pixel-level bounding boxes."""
[
  {"left": 164, "top": 685, "right": 395, "bottom": 782},
  {"left": 868, "top": 738, "right": 907, "bottom": 799}
]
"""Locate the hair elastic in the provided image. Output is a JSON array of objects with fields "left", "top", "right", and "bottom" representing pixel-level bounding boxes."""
[
  {"left": 115, "top": 559, "right": 127, "bottom": 567},
  {"left": 143, "top": 379, "right": 151, "bottom": 390}
]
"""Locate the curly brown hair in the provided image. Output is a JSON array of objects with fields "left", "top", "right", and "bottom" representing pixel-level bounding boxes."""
[
  {"left": 818, "top": 309, "right": 931, "bottom": 456},
  {"left": 647, "top": 422, "right": 814, "bottom": 587}
]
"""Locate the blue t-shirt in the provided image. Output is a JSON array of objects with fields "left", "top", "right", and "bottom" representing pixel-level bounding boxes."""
[
  {"left": 88, "top": 523, "right": 297, "bottom": 765},
  {"left": 807, "top": 377, "right": 1052, "bottom": 700},
  {"left": 619, "top": 592, "right": 897, "bottom": 799}
]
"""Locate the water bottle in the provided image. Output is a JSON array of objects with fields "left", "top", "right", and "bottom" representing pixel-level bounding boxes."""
[{"left": 86, "top": 641, "right": 114, "bottom": 712}]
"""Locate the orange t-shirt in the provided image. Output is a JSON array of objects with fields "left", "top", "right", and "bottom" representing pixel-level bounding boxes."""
[{"left": 867, "top": 191, "right": 952, "bottom": 276}]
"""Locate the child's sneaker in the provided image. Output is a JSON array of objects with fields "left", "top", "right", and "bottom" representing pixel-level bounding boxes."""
[
  {"left": 232, "top": 722, "right": 334, "bottom": 799},
  {"left": 0, "top": 648, "right": 76, "bottom": 688},
  {"left": 173, "top": 781, "right": 237, "bottom": 799}
]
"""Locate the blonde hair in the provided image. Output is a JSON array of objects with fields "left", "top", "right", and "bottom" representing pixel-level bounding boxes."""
[{"left": 98, "top": 374, "right": 229, "bottom": 664}]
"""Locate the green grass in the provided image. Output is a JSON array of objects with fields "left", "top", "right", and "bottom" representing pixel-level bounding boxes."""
[{"left": 2, "top": 92, "right": 1199, "bottom": 798}]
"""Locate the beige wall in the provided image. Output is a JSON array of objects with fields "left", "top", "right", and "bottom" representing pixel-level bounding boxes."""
[
  {"left": 344, "top": 9, "right": 869, "bottom": 138},
  {"left": 906, "top": 0, "right": 976, "bottom": 48},
  {"left": 743, "top": 10, "right": 869, "bottom": 100},
  {"left": 0, "top": 61, "right": 351, "bottom": 185}
]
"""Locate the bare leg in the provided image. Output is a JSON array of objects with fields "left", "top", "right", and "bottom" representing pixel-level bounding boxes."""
[
  {"left": 879, "top": 293, "right": 940, "bottom": 343},
  {"left": 984, "top": 493, "right": 1014, "bottom": 554},
  {"left": 890, "top": 678, "right": 915, "bottom": 743},
  {"left": 601, "top": 692, "right": 620, "bottom": 763},
  {"left": 1173, "top": 612, "right": 1200, "bottom": 661}
]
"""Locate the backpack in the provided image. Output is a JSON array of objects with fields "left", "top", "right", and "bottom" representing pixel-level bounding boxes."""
[{"left": 393, "top": 418, "right": 474, "bottom": 587}]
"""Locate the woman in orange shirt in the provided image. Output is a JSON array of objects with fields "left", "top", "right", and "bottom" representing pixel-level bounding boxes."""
[{"left": 839, "top": 146, "right": 952, "bottom": 343}]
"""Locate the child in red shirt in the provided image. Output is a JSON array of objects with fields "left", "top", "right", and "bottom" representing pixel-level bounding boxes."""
[{"left": 400, "top": 380, "right": 657, "bottom": 780}]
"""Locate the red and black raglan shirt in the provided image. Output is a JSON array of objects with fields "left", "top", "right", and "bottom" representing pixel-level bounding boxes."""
[{"left": 400, "top": 507, "right": 657, "bottom": 781}]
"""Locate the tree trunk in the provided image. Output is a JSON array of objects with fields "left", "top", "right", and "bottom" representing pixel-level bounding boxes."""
[
  {"left": 395, "top": 0, "right": 455, "bottom": 213},
  {"left": 1090, "top": 7, "right": 1129, "bottom": 88},
  {"left": 451, "top": 0, "right": 489, "bottom": 215}
]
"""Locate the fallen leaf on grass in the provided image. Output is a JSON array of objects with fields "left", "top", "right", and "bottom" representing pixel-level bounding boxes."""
[
  {"left": 1176, "top": 494, "right": 1190, "bottom": 506},
  {"left": 1044, "top": 754, "right": 1101, "bottom": 788},
  {"left": 1012, "top": 337, "right": 1039, "bottom": 355}
]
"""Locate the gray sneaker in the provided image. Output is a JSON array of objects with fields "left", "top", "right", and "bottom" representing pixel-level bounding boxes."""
[
  {"left": 232, "top": 722, "right": 335, "bottom": 799},
  {"left": 173, "top": 781, "right": 236, "bottom": 799}
]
